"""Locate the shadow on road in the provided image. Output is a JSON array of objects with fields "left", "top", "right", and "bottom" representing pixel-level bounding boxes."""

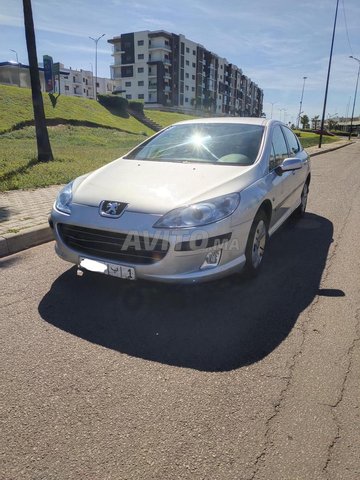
[{"left": 39, "top": 213, "right": 336, "bottom": 371}]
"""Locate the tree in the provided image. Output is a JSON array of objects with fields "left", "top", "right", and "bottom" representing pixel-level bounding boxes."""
[
  {"left": 23, "top": 0, "right": 53, "bottom": 162},
  {"left": 311, "top": 115, "right": 320, "bottom": 130},
  {"left": 328, "top": 118, "right": 338, "bottom": 131},
  {"left": 300, "top": 114, "right": 310, "bottom": 130}
]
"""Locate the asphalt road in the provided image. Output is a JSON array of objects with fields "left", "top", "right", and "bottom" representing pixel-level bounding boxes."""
[{"left": 1, "top": 142, "right": 359, "bottom": 480}]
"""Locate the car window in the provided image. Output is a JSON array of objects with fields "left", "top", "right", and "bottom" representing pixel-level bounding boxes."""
[
  {"left": 270, "top": 125, "right": 288, "bottom": 169},
  {"left": 124, "top": 123, "right": 264, "bottom": 165},
  {"left": 281, "top": 126, "right": 301, "bottom": 156}
]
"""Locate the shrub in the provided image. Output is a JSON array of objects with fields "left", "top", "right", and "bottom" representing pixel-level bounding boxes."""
[
  {"left": 128, "top": 100, "right": 144, "bottom": 114},
  {"left": 98, "top": 95, "right": 128, "bottom": 114}
]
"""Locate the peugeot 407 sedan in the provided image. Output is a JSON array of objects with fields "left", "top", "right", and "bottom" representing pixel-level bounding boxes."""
[{"left": 50, "top": 118, "right": 310, "bottom": 283}]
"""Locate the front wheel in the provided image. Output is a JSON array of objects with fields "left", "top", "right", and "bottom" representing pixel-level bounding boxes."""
[
  {"left": 294, "top": 182, "right": 309, "bottom": 218},
  {"left": 244, "top": 211, "right": 268, "bottom": 277}
]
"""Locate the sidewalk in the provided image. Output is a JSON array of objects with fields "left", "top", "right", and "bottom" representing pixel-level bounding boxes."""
[{"left": 0, "top": 139, "right": 354, "bottom": 257}]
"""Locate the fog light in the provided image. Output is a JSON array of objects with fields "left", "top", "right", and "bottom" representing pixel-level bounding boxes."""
[{"left": 200, "top": 248, "right": 222, "bottom": 270}]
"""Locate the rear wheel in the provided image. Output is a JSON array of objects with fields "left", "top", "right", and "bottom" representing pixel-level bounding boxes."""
[
  {"left": 294, "top": 182, "right": 309, "bottom": 218},
  {"left": 244, "top": 211, "right": 268, "bottom": 277}
]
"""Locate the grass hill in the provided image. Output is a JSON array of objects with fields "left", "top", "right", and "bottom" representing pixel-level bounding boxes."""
[{"left": 0, "top": 84, "right": 153, "bottom": 135}]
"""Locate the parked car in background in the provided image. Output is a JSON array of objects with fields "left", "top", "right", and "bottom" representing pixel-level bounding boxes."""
[{"left": 50, "top": 118, "right": 310, "bottom": 283}]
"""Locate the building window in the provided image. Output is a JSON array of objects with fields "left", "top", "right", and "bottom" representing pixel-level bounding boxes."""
[
  {"left": 96, "top": 82, "right": 99, "bottom": 87},
  {"left": 192, "top": 75, "right": 195, "bottom": 80},
  {"left": 185, "top": 97, "right": 189, "bottom": 102},
  {"left": 125, "top": 81, "right": 131, "bottom": 87},
  {"left": 138, "top": 81, "right": 144, "bottom": 86},
  {"left": 83, "top": 88, "right": 86, "bottom": 93},
  {"left": 165, "top": 40, "right": 169, "bottom": 46},
  {"left": 138, "top": 53, "right": 144, "bottom": 60},
  {"left": 138, "top": 94, "right": 144, "bottom": 99},
  {"left": 192, "top": 62, "right": 196, "bottom": 68},
  {"left": 126, "top": 94, "right": 132, "bottom": 99},
  {"left": 73, "top": 76, "right": 76, "bottom": 82},
  {"left": 121, "top": 66, "right": 133, "bottom": 77},
  {"left": 185, "top": 73, "right": 189, "bottom": 78},
  {"left": 186, "top": 60, "right": 189, "bottom": 66},
  {"left": 65, "top": 85, "right": 69, "bottom": 91},
  {"left": 186, "top": 47, "right": 190, "bottom": 53},
  {"left": 185, "top": 85, "right": 189, "bottom": 91},
  {"left": 192, "top": 87, "right": 195, "bottom": 91},
  {"left": 137, "top": 40, "right": 144, "bottom": 46},
  {"left": 138, "top": 67, "right": 144, "bottom": 73},
  {"left": 193, "top": 50, "right": 196, "bottom": 55}
]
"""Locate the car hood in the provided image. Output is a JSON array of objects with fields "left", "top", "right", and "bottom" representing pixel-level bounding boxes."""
[{"left": 73, "top": 158, "right": 257, "bottom": 214}]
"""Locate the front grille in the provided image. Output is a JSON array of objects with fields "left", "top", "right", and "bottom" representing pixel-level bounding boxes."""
[{"left": 58, "top": 224, "right": 169, "bottom": 265}]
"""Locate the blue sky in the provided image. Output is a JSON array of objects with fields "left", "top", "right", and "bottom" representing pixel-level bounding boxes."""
[{"left": 1, "top": 0, "right": 359, "bottom": 123}]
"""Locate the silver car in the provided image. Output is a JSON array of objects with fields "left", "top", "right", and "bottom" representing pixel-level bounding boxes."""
[{"left": 50, "top": 118, "right": 310, "bottom": 283}]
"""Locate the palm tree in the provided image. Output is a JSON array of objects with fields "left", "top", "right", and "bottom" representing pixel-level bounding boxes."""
[
  {"left": 300, "top": 114, "right": 309, "bottom": 130},
  {"left": 22, "top": 0, "right": 53, "bottom": 162},
  {"left": 311, "top": 115, "right": 320, "bottom": 130}
]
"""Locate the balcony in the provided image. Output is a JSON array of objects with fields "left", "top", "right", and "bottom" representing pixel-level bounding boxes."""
[
  {"left": 149, "top": 44, "right": 171, "bottom": 52},
  {"left": 148, "top": 82, "right": 157, "bottom": 90}
]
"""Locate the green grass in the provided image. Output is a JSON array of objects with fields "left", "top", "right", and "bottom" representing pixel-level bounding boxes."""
[
  {"left": 0, "top": 125, "right": 145, "bottom": 191},
  {"left": 144, "top": 109, "right": 198, "bottom": 127},
  {"left": 293, "top": 130, "right": 340, "bottom": 148},
  {"left": 0, "top": 84, "right": 153, "bottom": 135}
]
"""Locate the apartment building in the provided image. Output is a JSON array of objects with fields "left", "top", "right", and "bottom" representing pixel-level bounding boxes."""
[
  {"left": 0, "top": 61, "right": 115, "bottom": 99},
  {"left": 108, "top": 30, "right": 263, "bottom": 116}
]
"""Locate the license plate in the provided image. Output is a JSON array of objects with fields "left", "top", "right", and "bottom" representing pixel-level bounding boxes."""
[{"left": 79, "top": 257, "right": 136, "bottom": 280}]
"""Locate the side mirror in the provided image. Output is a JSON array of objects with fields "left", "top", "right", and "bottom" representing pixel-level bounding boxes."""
[{"left": 275, "top": 158, "right": 303, "bottom": 176}]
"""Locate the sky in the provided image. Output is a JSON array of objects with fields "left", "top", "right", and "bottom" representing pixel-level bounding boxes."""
[{"left": 0, "top": 0, "right": 359, "bottom": 123}]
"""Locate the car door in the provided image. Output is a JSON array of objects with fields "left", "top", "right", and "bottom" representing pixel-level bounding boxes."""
[
  {"left": 281, "top": 126, "right": 308, "bottom": 210},
  {"left": 266, "top": 125, "right": 293, "bottom": 230}
]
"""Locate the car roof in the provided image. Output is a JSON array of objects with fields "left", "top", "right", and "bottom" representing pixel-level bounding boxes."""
[{"left": 173, "top": 117, "right": 273, "bottom": 127}]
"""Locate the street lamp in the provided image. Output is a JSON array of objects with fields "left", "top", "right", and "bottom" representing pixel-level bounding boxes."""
[
  {"left": 89, "top": 33, "right": 105, "bottom": 100},
  {"left": 319, "top": 0, "right": 339, "bottom": 148},
  {"left": 269, "top": 101, "right": 277, "bottom": 119},
  {"left": 10, "top": 49, "right": 20, "bottom": 87},
  {"left": 297, "top": 76, "right": 307, "bottom": 129},
  {"left": 348, "top": 55, "right": 360, "bottom": 140}
]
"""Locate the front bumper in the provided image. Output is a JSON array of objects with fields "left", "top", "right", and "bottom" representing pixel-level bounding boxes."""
[{"left": 50, "top": 203, "right": 252, "bottom": 284}]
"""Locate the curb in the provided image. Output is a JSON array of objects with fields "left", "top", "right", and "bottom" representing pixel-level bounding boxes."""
[
  {"left": 0, "top": 224, "right": 53, "bottom": 258},
  {"left": 308, "top": 141, "right": 354, "bottom": 157}
]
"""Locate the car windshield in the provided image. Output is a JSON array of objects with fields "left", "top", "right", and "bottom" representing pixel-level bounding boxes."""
[{"left": 124, "top": 123, "right": 264, "bottom": 165}]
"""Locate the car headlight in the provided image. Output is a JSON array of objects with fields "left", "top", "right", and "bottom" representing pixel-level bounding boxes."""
[
  {"left": 55, "top": 181, "right": 73, "bottom": 215},
  {"left": 153, "top": 193, "right": 240, "bottom": 228}
]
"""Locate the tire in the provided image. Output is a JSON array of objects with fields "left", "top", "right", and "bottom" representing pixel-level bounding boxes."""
[
  {"left": 294, "top": 182, "right": 309, "bottom": 218},
  {"left": 244, "top": 210, "right": 268, "bottom": 277}
]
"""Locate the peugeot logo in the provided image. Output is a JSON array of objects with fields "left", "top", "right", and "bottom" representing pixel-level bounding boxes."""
[{"left": 99, "top": 200, "right": 127, "bottom": 218}]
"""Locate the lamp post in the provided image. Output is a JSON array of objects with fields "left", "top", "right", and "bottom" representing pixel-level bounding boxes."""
[
  {"left": 319, "top": 0, "right": 339, "bottom": 148},
  {"left": 270, "top": 101, "right": 276, "bottom": 119},
  {"left": 348, "top": 56, "right": 360, "bottom": 140},
  {"left": 89, "top": 33, "right": 105, "bottom": 100},
  {"left": 297, "top": 76, "right": 307, "bottom": 129},
  {"left": 10, "top": 49, "right": 20, "bottom": 87}
]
